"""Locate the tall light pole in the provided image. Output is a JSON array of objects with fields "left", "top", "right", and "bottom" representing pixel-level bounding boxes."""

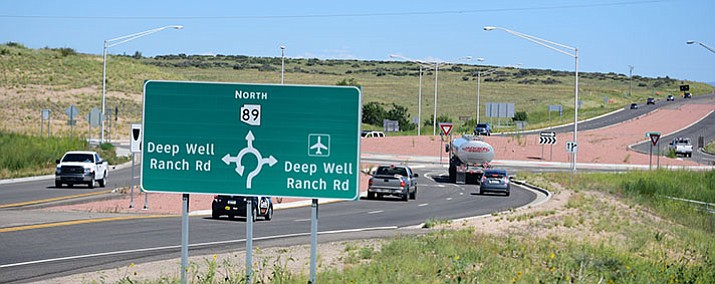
[
  {"left": 628, "top": 65, "right": 634, "bottom": 97},
  {"left": 687, "top": 40, "right": 715, "bottom": 54},
  {"left": 280, "top": 45, "right": 286, "bottom": 84},
  {"left": 101, "top": 25, "right": 182, "bottom": 143},
  {"left": 484, "top": 26, "right": 579, "bottom": 172},
  {"left": 390, "top": 54, "right": 433, "bottom": 136}
]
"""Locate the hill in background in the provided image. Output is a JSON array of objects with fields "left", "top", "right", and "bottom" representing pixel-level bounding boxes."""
[{"left": 2, "top": 42, "right": 713, "bottom": 139}]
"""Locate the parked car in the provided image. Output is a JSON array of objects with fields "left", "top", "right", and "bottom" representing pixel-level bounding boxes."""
[
  {"left": 212, "top": 195, "right": 273, "bottom": 221},
  {"left": 361, "top": 130, "right": 385, "bottom": 138},
  {"left": 367, "top": 165, "right": 418, "bottom": 201},
  {"left": 55, "top": 151, "right": 108, "bottom": 188},
  {"left": 684, "top": 92, "right": 692, "bottom": 99},
  {"left": 479, "top": 169, "right": 510, "bottom": 196},
  {"left": 473, "top": 123, "right": 492, "bottom": 136},
  {"left": 630, "top": 103, "right": 639, "bottom": 109},
  {"left": 646, "top": 98, "right": 655, "bottom": 105},
  {"left": 666, "top": 95, "right": 675, "bottom": 101}
]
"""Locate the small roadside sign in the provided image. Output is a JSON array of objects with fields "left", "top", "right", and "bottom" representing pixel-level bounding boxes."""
[
  {"left": 566, "top": 141, "right": 578, "bottom": 153},
  {"left": 130, "top": 124, "right": 142, "bottom": 153},
  {"left": 439, "top": 123, "right": 453, "bottom": 136},
  {"left": 647, "top": 132, "right": 661, "bottom": 146}
]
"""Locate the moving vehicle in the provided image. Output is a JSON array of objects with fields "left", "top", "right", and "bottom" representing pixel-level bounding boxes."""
[
  {"left": 684, "top": 93, "right": 692, "bottom": 99},
  {"left": 473, "top": 123, "right": 492, "bottom": 136},
  {"left": 55, "top": 151, "right": 108, "bottom": 188},
  {"left": 668, "top": 137, "right": 693, "bottom": 158},
  {"left": 367, "top": 165, "right": 418, "bottom": 201},
  {"left": 479, "top": 169, "right": 511, "bottom": 196},
  {"left": 447, "top": 135, "right": 495, "bottom": 184},
  {"left": 630, "top": 103, "right": 639, "bottom": 109},
  {"left": 646, "top": 98, "right": 655, "bottom": 105},
  {"left": 666, "top": 95, "right": 675, "bottom": 101},
  {"left": 212, "top": 195, "right": 273, "bottom": 221}
]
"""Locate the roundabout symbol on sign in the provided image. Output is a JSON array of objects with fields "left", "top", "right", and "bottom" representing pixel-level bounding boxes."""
[{"left": 221, "top": 130, "right": 278, "bottom": 189}]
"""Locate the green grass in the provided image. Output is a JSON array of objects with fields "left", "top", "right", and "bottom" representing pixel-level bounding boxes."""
[
  {"left": 102, "top": 170, "right": 714, "bottom": 284},
  {"left": 0, "top": 131, "right": 128, "bottom": 178},
  {"left": 2, "top": 43, "right": 714, "bottom": 137},
  {"left": 0, "top": 130, "right": 86, "bottom": 178}
]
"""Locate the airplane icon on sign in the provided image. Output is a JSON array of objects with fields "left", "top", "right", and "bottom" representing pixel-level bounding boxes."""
[{"left": 308, "top": 134, "right": 330, "bottom": 157}]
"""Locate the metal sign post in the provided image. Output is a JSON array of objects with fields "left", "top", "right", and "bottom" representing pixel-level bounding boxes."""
[
  {"left": 438, "top": 123, "right": 453, "bottom": 164},
  {"left": 646, "top": 132, "right": 661, "bottom": 170},
  {"left": 310, "top": 199, "right": 318, "bottom": 284},
  {"left": 130, "top": 124, "right": 142, "bottom": 209},
  {"left": 246, "top": 199, "right": 253, "bottom": 283},
  {"left": 181, "top": 194, "right": 189, "bottom": 284}
]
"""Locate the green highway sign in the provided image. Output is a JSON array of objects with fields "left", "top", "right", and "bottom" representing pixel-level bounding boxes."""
[{"left": 141, "top": 81, "right": 361, "bottom": 200}]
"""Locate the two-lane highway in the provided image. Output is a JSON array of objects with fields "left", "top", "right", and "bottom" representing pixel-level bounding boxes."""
[{"left": 0, "top": 166, "right": 539, "bottom": 283}]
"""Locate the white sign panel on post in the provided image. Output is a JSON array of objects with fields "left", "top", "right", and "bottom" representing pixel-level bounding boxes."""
[{"left": 130, "top": 123, "right": 142, "bottom": 153}]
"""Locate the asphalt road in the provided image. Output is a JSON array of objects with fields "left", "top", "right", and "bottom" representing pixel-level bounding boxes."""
[
  {"left": 0, "top": 166, "right": 538, "bottom": 283},
  {"left": 0, "top": 163, "right": 137, "bottom": 208},
  {"left": 631, "top": 108, "right": 715, "bottom": 165},
  {"left": 519, "top": 93, "right": 715, "bottom": 135}
]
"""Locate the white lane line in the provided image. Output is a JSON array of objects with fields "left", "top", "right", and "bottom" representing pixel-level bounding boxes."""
[
  {"left": 368, "top": 210, "right": 383, "bottom": 214},
  {"left": 418, "top": 203, "right": 428, "bottom": 207},
  {"left": 293, "top": 219, "right": 310, "bottom": 222},
  {"left": 437, "top": 185, "right": 445, "bottom": 188},
  {"left": 0, "top": 226, "right": 399, "bottom": 269},
  {"left": 446, "top": 197, "right": 453, "bottom": 201}
]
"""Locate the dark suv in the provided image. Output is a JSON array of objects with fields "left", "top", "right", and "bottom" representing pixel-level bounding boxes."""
[
  {"left": 646, "top": 98, "right": 655, "bottom": 105},
  {"left": 473, "top": 123, "right": 492, "bottom": 136},
  {"left": 212, "top": 195, "right": 273, "bottom": 221}
]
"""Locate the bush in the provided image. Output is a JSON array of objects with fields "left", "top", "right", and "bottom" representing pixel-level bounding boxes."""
[{"left": 513, "top": 111, "right": 528, "bottom": 122}]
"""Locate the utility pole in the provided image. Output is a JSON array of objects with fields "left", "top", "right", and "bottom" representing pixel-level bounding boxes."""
[{"left": 628, "top": 65, "right": 634, "bottom": 97}]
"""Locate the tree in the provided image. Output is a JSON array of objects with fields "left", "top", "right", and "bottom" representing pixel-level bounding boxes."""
[
  {"left": 424, "top": 114, "right": 452, "bottom": 127},
  {"left": 386, "top": 103, "right": 415, "bottom": 131},
  {"left": 362, "top": 102, "right": 386, "bottom": 125}
]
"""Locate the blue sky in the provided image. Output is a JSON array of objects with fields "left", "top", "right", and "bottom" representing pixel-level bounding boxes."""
[{"left": 2, "top": 0, "right": 714, "bottom": 83}]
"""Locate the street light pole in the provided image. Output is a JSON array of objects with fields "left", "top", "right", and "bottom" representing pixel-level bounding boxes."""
[
  {"left": 629, "top": 65, "right": 634, "bottom": 97},
  {"left": 484, "top": 26, "right": 579, "bottom": 173},
  {"left": 389, "top": 54, "right": 434, "bottom": 136},
  {"left": 101, "top": 25, "right": 182, "bottom": 143},
  {"left": 280, "top": 45, "right": 285, "bottom": 84},
  {"left": 687, "top": 40, "right": 715, "bottom": 54}
]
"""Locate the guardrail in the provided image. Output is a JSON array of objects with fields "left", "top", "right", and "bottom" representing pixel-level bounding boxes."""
[{"left": 662, "top": 195, "right": 715, "bottom": 214}]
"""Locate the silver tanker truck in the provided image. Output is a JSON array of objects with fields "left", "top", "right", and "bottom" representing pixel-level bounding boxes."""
[{"left": 446, "top": 135, "right": 495, "bottom": 184}]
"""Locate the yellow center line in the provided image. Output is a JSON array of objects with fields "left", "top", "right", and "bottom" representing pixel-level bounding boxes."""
[
  {"left": 0, "top": 190, "right": 114, "bottom": 209},
  {"left": 0, "top": 215, "right": 177, "bottom": 233}
]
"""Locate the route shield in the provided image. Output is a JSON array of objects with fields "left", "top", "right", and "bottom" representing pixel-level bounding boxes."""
[{"left": 141, "top": 81, "right": 361, "bottom": 200}]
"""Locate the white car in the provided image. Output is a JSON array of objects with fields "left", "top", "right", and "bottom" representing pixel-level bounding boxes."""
[{"left": 55, "top": 151, "right": 109, "bottom": 188}]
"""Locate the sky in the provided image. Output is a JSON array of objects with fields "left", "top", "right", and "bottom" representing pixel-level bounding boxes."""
[{"left": 2, "top": 0, "right": 714, "bottom": 83}]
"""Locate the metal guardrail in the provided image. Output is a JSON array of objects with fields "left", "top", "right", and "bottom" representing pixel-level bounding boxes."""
[{"left": 662, "top": 195, "right": 715, "bottom": 214}]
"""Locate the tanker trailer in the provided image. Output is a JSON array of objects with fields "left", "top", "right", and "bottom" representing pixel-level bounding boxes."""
[{"left": 446, "top": 135, "right": 494, "bottom": 184}]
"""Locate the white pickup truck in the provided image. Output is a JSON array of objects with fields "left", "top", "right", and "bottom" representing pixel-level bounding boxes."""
[
  {"left": 668, "top": 137, "right": 693, "bottom": 158},
  {"left": 55, "top": 151, "right": 109, "bottom": 188}
]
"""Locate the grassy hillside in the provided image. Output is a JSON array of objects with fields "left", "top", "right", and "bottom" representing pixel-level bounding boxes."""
[{"left": 2, "top": 42, "right": 713, "bottom": 137}]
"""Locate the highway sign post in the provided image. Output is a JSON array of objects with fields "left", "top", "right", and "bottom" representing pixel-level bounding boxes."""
[
  {"left": 540, "top": 131, "right": 556, "bottom": 160},
  {"left": 438, "top": 123, "right": 453, "bottom": 164},
  {"left": 646, "top": 132, "right": 661, "bottom": 170},
  {"left": 142, "top": 81, "right": 361, "bottom": 284},
  {"left": 129, "top": 124, "right": 142, "bottom": 209}
]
